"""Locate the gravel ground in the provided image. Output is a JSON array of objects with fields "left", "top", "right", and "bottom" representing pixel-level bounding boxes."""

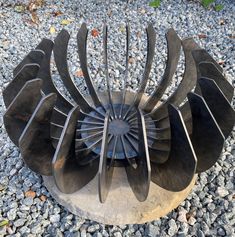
[{"left": 0, "top": 0, "right": 235, "bottom": 236}]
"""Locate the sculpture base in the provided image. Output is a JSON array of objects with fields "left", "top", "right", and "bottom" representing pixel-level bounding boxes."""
[{"left": 43, "top": 168, "right": 196, "bottom": 225}]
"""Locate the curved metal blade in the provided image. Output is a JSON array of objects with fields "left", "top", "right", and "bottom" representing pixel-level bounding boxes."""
[
  {"left": 187, "top": 92, "right": 225, "bottom": 173},
  {"left": 151, "top": 38, "right": 200, "bottom": 119},
  {"left": 3, "top": 64, "right": 40, "bottom": 108},
  {"left": 125, "top": 109, "right": 151, "bottom": 202},
  {"left": 36, "top": 38, "right": 74, "bottom": 114},
  {"left": 198, "top": 62, "right": 234, "bottom": 102},
  {"left": 53, "top": 106, "right": 99, "bottom": 193},
  {"left": 149, "top": 149, "right": 170, "bottom": 164},
  {"left": 151, "top": 104, "right": 197, "bottom": 191},
  {"left": 13, "top": 50, "right": 45, "bottom": 77},
  {"left": 3, "top": 79, "right": 43, "bottom": 146},
  {"left": 77, "top": 23, "right": 103, "bottom": 108},
  {"left": 198, "top": 78, "right": 235, "bottom": 138},
  {"left": 54, "top": 29, "right": 93, "bottom": 113},
  {"left": 98, "top": 111, "right": 115, "bottom": 203},
  {"left": 143, "top": 28, "right": 181, "bottom": 113},
  {"left": 19, "top": 93, "right": 57, "bottom": 176}
]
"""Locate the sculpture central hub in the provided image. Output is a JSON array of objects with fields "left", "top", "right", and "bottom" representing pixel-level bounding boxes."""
[{"left": 109, "top": 119, "right": 130, "bottom": 136}]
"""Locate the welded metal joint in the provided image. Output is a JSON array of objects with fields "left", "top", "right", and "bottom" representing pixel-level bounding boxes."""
[{"left": 3, "top": 23, "right": 235, "bottom": 203}]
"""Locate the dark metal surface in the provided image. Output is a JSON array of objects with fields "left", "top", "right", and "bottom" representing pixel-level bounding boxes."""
[{"left": 3, "top": 24, "right": 235, "bottom": 203}]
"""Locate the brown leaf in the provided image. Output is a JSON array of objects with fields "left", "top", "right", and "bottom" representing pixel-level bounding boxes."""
[
  {"left": 51, "top": 10, "right": 63, "bottom": 17},
  {"left": 229, "top": 35, "right": 235, "bottom": 39},
  {"left": 30, "top": 11, "right": 39, "bottom": 24},
  {"left": 128, "top": 57, "right": 135, "bottom": 64},
  {"left": 75, "top": 69, "right": 84, "bottom": 77},
  {"left": 219, "top": 19, "right": 225, "bottom": 25},
  {"left": 198, "top": 34, "right": 207, "bottom": 39},
  {"left": 91, "top": 29, "right": 99, "bottom": 37},
  {"left": 25, "top": 190, "right": 36, "bottom": 198},
  {"left": 40, "top": 195, "right": 47, "bottom": 202}
]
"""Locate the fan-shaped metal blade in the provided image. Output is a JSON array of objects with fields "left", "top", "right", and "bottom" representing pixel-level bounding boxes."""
[
  {"left": 3, "top": 79, "right": 43, "bottom": 146},
  {"left": 143, "top": 28, "right": 181, "bottom": 113},
  {"left": 13, "top": 50, "right": 45, "bottom": 77},
  {"left": 36, "top": 38, "right": 74, "bottom": 114},
  {"left": 198, "top": 78, "right": 235, "bottom": 138},
  {"left": 151, "top": 104, "right": 197, "bottom": 191},
  {"left": 125, "top": 109, "right": 151, "bottom": 202},
  {"left": 77, "top": 23, "right": 104, "bottom": 109},
  {"left": 187, "top": 92, "right": 225, "bottom": 173},
  {"left": 98, "top": 110, "right": 115, "bottom": 203},
  {"left": 53, "top": 106, "right": 99, "bottom": 193},
  {"left": 3, "top": 64, "right": 40, "bottom": 108},
  {"left": 19, "top": 93, "right": 57, "bottom": 176},
  {"left": 54, "top": 29, "right": 93, "bottom": 113},
  {"left": 198, "top": 62, "right": 234, "bottom": 102},
  {"left": 150, "top": 38, "right": 200, "bottom": 119}
]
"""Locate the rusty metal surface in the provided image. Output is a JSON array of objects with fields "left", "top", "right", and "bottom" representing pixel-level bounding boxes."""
[{"left": 3, "top": 23, "right": 234, "bottom": 202}]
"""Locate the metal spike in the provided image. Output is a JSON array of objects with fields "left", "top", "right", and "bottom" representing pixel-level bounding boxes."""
[
  {"left": 143, "top": 28, "right": 181, "bottom": 113},
  {"left": 77, "top": 23, "right": 104, "bottom": 109},
  {"left": 151, "top": 104, "right": 197, "bottom": 191},
  {"left": 54, "top": 29, "right": 93, "bottom": 113},
  {"left": 125, "top": 109, "right": 151, "bottom": 202},
  {"left": 36, "top": 38, "right": 74, "bottom": 114},
  {"left": 19, "top": 93, "right": 57, "bottom": 176},
  {"left": 3, "top": 79, "right": 43, "bottom": 146},
  {"left": 53, "top": 106, "right": 99, "bottom": 193},
  {"left": 198, "top": 78, "right": 235, "bottom": 138},
  {"left": 187, "top": 92, "right": 225, "bottom": 173},
  {"left": 3, "top": 64, "right": 40, "bottom": 108}
]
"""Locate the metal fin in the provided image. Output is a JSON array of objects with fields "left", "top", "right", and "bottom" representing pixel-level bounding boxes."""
[
  {"left": 3, "top": 79, "right": 43, "bottom": 146},
  {"left": 187, "top": 92, "right": 225, "bottom": 173},
  {"left": 151, "top": 104, "right": 197, "bottom": 191},
  {"left": 54, "top": 29, "right": 92, "bottom": 113},
  {"left": 198, "top": 78, "right": 235, "bottom": 138},
  {"left": 125, "top": 109, "right": 151, "bottom": 202},
  {"left": 19, "top": 93, "right": 57, "bottom": 176},
  {"left": 77, "top": 23, "right": 103, "bottom": 108},
  {"left": 143, "top": 28, "right": 181, "bottom": 113},
  {"left": 3, "top": 64, "right": 40, "bottom": 108}
]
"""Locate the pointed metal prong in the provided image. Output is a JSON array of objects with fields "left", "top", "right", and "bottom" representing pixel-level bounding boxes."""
[
  {"left": 53, "top": 106, "right": 99, "bottom": 193},
  {"left": 151, "top": 104, "right": 197, "bottom": 191},
  {"left": 98, "top": 111, "right": 114, "bottom": 203},
  {"left": 103, "top": 25, "right": 115, "bottom": 118},
  {"left": 36, "top": 38, "right": 74, "bottom": 114},
  {"left": 150, "top": 38, "right": 200, "bottom": 120},
  {"left": 125, "top": 109, "right": 151, "bottom": 202},
  {"left": 198, "top": 78, "right": 235, "bottom": 138},
  {"left": 19, "top": 93, "right": 57, "bottom": 176},
  {"left": 119, "top": 24, "right": 130, "bottom": 119},
  {"left": 3, "top": 79, "right": 43, "bottom": 146},
  {"left": 187, "top": 92, "right": 225, "bottom": 173},
  {"left": 143, "top": 28, "right": 181, "bottom": 113},
  {"left": 3, "top": 64, "right": 40, "bottom": 108},
  {"left": 198, "top": 62, "right": 234, "bottom": 102},
  {"left": 77, "top": 23, "right": 104, "bottom": 109},
  {"left": 54, "top": 29, "right": 93, "bottom": 113},
  {"left": 13, "top": 50, "right": 45, "bottom": 77}
]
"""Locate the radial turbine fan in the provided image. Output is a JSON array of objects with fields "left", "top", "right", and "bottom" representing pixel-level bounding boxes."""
[{"left": 3, "top": 23, "right": 235, "bottom": 204}]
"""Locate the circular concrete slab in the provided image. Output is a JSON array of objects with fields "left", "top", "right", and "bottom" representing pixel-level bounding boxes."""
[{"left": 43, "top": 168, "right": 196, "bottom": 225}]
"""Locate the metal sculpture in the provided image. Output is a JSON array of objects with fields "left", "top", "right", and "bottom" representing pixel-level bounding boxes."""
[{"left": 3, "top": 23, "right": 235, "bottom": 203}]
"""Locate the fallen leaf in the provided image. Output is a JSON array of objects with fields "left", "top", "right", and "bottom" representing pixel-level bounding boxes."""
[
  {"left": 119, "top": 26, "right": 126, "bottom": 33},
  {"left": 51, "top": 10, "right": 63, "bottom": 17},
  {"left": 30, "top": 11, "right": 39, "bottom": 24},
  {"left": 0, "top": 220, "right": 9, "bottom": 228},
  {"left": 14, "top": 5, "right": 26, "bottom": 13},
  {"left": 128, "top": 57, "right": 135, "bottom": 64},
  {"left": 75, "top": 70, "right": 84, "bottom": 77},
  {"left": 198, "top": 34, "right": 207, "bottom": 39},
  {"left": 229, "top": 34, "right": 235, "bottom": 39},
  {"left": 91, "top": 29, "right": 99, "bottom": 37},
  {"left": 40, "top": 195, "right": 47, "bottom": 202},
  {"left": 219, "top": 19, "right": 225, "bottom": 25},
  {"left": 61, "top": 19, "right": 71, "bottom": 25},
  {"left": 25, "top": 190, "right": 36, "bottom": 198},
  {"left": 50, "top": 26, "right": 56, "bottom": 34}
]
